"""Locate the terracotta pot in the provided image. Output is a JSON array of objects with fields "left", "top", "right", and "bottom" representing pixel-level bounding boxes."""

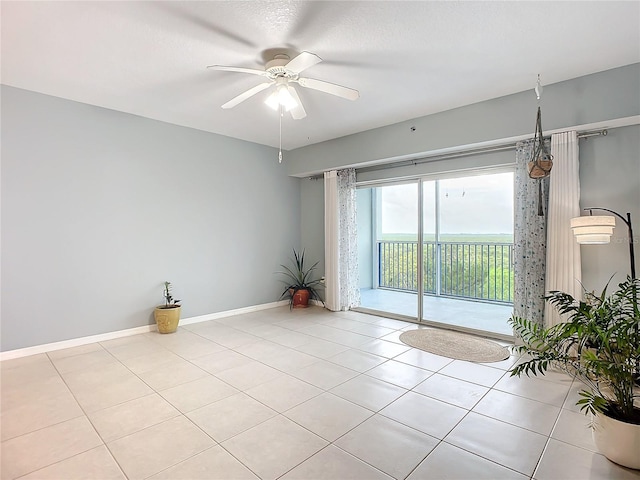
[
  {"left": 527, "top": 155, "right": 553, "bottom": 179},
  {"left": 154, "top": 305, "right": 181, "bottom": 334},
  {"left": 592, "top": 411, "right": 640, "bottom": 469},
  {"left": 291, "top": 288, "right": 310, "bottom": 308}
]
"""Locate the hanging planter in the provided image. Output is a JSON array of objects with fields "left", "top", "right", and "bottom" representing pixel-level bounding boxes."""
[
  {"left": 528, "top": 105, "right": 553, "bottom": 216},
  {"left": 528, "top": 107, "right": 554, "bottom": 179}
]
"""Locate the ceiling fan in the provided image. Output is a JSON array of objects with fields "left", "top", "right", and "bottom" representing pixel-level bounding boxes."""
[{"left": 207, "top": 51, "right": 359, "bottom": 119}]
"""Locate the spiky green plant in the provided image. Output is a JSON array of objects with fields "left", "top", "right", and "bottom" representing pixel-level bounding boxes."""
[
  {"left": 509, "top": 276, "right": 640, "bottom": 424},
  {"left": 278, "top": 249, "right": 324, "bottom": 309},
  {"left": 162, "top": 281, "right": 181, "bottom": 308}
]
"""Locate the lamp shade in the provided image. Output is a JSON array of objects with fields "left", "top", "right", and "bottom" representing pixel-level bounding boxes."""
[{"left": 570, "top": 215, "right": 616, "bottom": 244}]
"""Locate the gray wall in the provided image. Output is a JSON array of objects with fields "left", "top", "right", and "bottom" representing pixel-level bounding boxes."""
[
  {"left": 356, "top": 149, "right": 516, "bottom": 184},
  {"left": 299, "top": 177, "right": 325, "bottom": 287},
  {"left": 287, "top": 64, "right": 639, "bottom": 177},
  {"left": 1, "top": 86, "right": 301, "bottom": 351},
  {"left": 578, "top": 125, "right": 640, "bottom": 290}
]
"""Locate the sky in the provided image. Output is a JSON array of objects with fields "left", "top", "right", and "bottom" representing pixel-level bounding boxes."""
[{"left": 379, "top": 172, "right": 514, "bottom": 234}]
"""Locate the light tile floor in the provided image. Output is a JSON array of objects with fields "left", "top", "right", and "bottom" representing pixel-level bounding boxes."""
[{"left": 2, "top": 306, "right": 639, "bottom": 480}]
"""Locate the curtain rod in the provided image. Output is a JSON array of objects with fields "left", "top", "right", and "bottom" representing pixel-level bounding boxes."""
[
  {"left": 307, "top": 129, "right": 608, "bottom": 180},
  {"left": 577, "top": 129, "right": 608, "bottom": 139}
]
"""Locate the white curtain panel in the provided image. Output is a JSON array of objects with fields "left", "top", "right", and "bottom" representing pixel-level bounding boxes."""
[
  {"left": 324, "top": 169, "right": 360, "bottom": 312},
  {"left": 544, "top": 131, "right": 582, "bottom": 326},
  {"left": 324, "top": 171, "right": 340, "bottom": 311}
]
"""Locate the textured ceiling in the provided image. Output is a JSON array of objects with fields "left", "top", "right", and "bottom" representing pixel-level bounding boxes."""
[{"left": 2, "top": 1, "right": 639, "bottom": 150}]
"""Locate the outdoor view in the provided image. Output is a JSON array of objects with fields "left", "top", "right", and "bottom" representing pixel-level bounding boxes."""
[
  {"left": 378, "top": 173, "right": 514, "bottom": 303},
  {"left": 358, "top": 171, "right": 514, "bottom": 335}
]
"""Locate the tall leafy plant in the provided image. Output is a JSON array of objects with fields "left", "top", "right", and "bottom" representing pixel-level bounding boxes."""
[
  {"left": 278, "top": 249, "right": 324, "bottom": 308},
  {"left": 509, "top": 276, "right": 640, "bottom": 424}
]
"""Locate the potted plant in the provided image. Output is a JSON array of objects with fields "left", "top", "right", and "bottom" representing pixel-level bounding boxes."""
[
  {"left": 509, "top": 276, "right": 640, "bottom": 469},
  {"left": 153, "top": 281, "right": 181, "bottom": 333},
  {"left": 278, "top": 249, "right": 324, "bottom": 308}
]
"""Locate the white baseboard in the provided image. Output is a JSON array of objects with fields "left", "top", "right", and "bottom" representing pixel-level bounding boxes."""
[
  {"left": 179, "top": 300, "right": 289, "bottom": 325},
  {"left": 0, "top": 325, "right": 157, "bottom": 361},
  {"left": 0, "top": 300, "right": 290, "bottom": 362}
]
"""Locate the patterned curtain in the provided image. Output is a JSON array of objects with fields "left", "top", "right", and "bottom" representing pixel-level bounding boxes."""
[
  {"left": 337, "top": 169, "right": 360, "bottom": 309},
  {"left": 324, "top": 169, "right": 360, "bottom": 311},
  {"left": 514, "top": 139, "right": 550, "bottom": 325}
]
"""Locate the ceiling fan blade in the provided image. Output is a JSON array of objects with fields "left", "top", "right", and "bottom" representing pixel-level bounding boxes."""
[
  {"left": 285, "top": 51, "right": 322, "bottom": 75},
  {"left": 221, "top": 82, "right": 272, "bottom": 109},
  {"left": 154, "top": 3, "right": 257, "bottom": 48},
  {"left": 287, "top": 86, "right": 307, "bottom": 120},
  {"left": 207, "top": 65, "right": 268, "bottom": 77},
  {"left": 296, "top": 77, "right": 360, "bottom": 101}
]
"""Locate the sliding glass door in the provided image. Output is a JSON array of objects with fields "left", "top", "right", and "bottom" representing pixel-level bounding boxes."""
[
  {"left": 421, "top": 172, "right": 514, "bottom": 336},
  {"left": 357, "top": 182, "right": 419, "bottom": 318},
  {"left": 357, "top": 170, "right": 514, "bottom": 338}
]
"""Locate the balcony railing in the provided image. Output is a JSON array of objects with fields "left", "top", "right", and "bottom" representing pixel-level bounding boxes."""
[{"left": 377, "top": 241, "right": 514, "bottom": 304}]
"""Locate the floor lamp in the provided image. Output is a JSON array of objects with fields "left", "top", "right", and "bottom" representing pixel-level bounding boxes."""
[
  {"left": 570, "top": 207, "right": 636, "bottom": 279},
  {"left": 571, "top": 208, "right": 638, "bottom": 385}
]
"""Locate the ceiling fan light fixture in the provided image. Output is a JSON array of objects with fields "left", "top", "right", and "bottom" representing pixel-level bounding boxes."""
[
  {"left": 264, "top": 84, "right": 298, "bottom": 112},
  {"left": 264, "top": 91, "right": 279, "bottom": 111},
  {"left": 278, "top": 84, "right": 298, "bottom": 110}
]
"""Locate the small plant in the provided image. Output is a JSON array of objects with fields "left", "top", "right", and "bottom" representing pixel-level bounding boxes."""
[
  {"left": 278, "top": 249, "right": 324, "bottom": 308},
  {"left": 509, "top": 276, "right": 640, "bottom": 425},
  {"left": 161, "top": 281, "right": 181, "bottom": 309}
]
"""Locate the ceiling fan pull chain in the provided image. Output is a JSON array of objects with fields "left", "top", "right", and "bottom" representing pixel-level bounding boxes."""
[{"left": 278, "top": 105, "right": 283, "bottom": 163}]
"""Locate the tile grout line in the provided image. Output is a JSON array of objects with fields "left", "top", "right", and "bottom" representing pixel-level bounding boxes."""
[
  {"left": 49, "top": 335, "right": 238, "bottom": 479},
  {"left": 375, "top": 351, "right": 540, "bottom": 478},
  {"left": 169, "top": 326, "right": 537, "bottom": 475},
  {"left": 136, "top": 317, "right": 364, "bottom": 479},
  {"left": 22, "top": 351, "right": 131, "bottom": 480},
  {"left": 190, "top": 316, "right": 411, "bottom": 479},
  {"left": 78, "top": 335, "right": 246, "bottom": 479},
  {"left": 529, "top": 377, "right": 584, "bottom": 480}
]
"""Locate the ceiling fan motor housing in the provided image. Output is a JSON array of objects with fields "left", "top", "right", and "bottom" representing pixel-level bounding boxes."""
[{"left": 266, "top": 54, "right": 293, "bottom": 78}]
